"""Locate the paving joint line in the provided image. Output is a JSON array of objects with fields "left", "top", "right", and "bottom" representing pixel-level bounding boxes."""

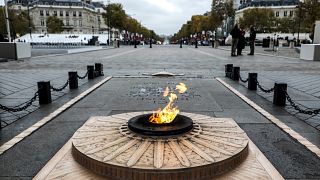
[
  {"left": 216, "top": 77, "right": 320, "bottom": 157},
  {"left": 218, "top": 47, "right": 300, "bottom": 60},
  {"left": 0, "top": 76, "right": 113, "bottom": 155}
]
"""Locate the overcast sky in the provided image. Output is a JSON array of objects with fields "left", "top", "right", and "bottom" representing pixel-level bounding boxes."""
[
  {"left": 0, "top": 0, "right": 212, "bottom": 35},
  {"left": 108, "top": 0, "right": 212, "bottom": 35}
]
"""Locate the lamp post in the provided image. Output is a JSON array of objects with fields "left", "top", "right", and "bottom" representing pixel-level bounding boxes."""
[
  {"left": 4, "top": 0, "right": 11, "bottom": 42},
  {"left": 107, "top": 0, "right": 111, "bottom": 46},
  {"left": 27, "top": 1, "right": 32, "bottom": 39}
]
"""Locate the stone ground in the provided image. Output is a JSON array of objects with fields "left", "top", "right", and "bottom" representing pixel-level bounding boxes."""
[{"left": 0, "top": 45, "right": 320, "bottom": 179}]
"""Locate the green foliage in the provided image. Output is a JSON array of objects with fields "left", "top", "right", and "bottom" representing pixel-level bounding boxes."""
[
  {"left": 295, "top": 0, "right": 320, "bottom": 32},
  {"left": 0, "top": 8, "right": 34, "bottom": 37},
  {"left": 275, "top": 17, "right": 296, "bottom": 33},
  {"left": 46, "top": 16, "right": 64, "bottom": 33},
  {"left": 239, "top": 8, "right": 275, "bottom": 32},
  {"left": 103, "top": 3, "right": 126, "bottom": 30}
]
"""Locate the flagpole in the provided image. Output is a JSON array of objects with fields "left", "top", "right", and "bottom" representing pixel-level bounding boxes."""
[{"left": 4, "top": 0, "right": 11, "bottom": 42}]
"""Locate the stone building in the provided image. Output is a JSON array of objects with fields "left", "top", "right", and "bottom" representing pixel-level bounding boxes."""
[
  {"left": 235, "top": 0, "right": 299, "bottom": 23},
  {"left": 8, "top": 0, "right": 107, "bottom": 34}
]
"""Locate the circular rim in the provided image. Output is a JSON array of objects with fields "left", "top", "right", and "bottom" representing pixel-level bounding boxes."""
[
  {"left": 127, "top": 113, "right": 194, "bottom": 137},
  {"left": 72, "top": 112, "right": 249, "bottom": 180}
]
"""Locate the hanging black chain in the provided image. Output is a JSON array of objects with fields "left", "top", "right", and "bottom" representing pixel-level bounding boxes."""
[
  {"left": 284, "top": 90, "right": 320, "bottom": 115},
  {"left": 255, "top": 79, "right": 274, "bottom": 93},
  {"left": 77, "top": 71, "right": 88, "bottom": 79},
  {"left": 51, "top": 80, "right": 69, "bottom": 92},
  {"left": 0, "top": 91, "right": 39, "bottom": 112},
  {"left": 239, "top": 74, "right": 248, "bottom": 83}
]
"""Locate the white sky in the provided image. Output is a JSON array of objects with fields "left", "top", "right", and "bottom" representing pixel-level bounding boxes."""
[
  {"left": 0, "top": 0, "right": 212, "bottom": 35},
  {"left": 110, "top": 0, "right": 212, "bottom": 35}
]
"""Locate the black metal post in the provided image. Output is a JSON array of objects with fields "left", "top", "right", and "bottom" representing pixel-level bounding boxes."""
[
  {"left": 37, "top": 81, "right": 52, "bottom": 105},
  {"left": 180, "top": 40, "right": 183, "bottom": 48},
  {"left": 95, "top": 63, "right": 104, "bottom": 76},
  {"left": 134, "top": 39, "right": 137, "bottom": 48},
  {"left": 195, "top": 40, "right": 198, "bottom": 48},
  {"left": 149, "top": 39, "right": 152, "bottom": 48},
  {"left": 273, "top": 83, "right": 287, "bottom": 106},
  {"left": 68, "top": 71, "right": 78, "bottom": 89},
  {"left": 232, "top": 67, "right": 240, "bottom": 81},
  {"left": 248, "top": 73, "right": 257, "bottom": 90},
  {"left": 225, "top": 64, "right": 233, "bottom": 78},
  {"left": 87, "top": 65, "right": 95, "bottom": 79}
]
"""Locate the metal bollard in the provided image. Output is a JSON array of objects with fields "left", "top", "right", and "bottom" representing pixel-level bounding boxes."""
[
  {"left": 180, "top": 40, "right": 183, "bottom": 48},
  {"left": 95, "top": 63, "right": 104, "bottom": 76},
  {"left": 273, "top": 83, "right": 287, "bottom": 106},
  {"left": 195, "top": 40, "right": 198, "bottom": 48},
  {"left": 68, "top": 71, "right": 78, "bottom": 89},
  {"left": 248, "top": 73, "right": 257, "bottom": 90},
  {"left": 87, "top": 65, "right": 95, "bottom": 80},
  {"left": 150, "top": 39, "right": 152, "bottom": 48},
  {"left": 37, "top": 81, "right": 52, "bottom": 105},
  {"left": 225, "top": 64, "right": 233, "bottom": 78},
  {"left": 134, "top": 40, "right": 137, "bottom": 48},
  {"left": 232, "top": 67, "right": 240, "bottom": 81}
]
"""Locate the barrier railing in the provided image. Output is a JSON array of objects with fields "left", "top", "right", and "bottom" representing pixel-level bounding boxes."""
[{"left": 0, "top": 63, "right": 104, "bottom": 128}]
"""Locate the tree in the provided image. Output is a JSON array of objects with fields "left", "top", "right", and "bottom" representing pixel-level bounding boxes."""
[
  {"left": 239, "top": 8, "right": 275, "bottom": 32},
  {"left": 0, "top": 8, "right": 34, "bottom": 38},
  {"left": 295, "top": 0, "right": 320, "bottom": 33},
  {"left": 275, "top": 17, "right": 295, "bottom": 33},
  {"left": 46, "top": 16, "right": 63, "bottom": 33},
  {"left": 103, "top": 3, "right": 126, "bottom": 31}
]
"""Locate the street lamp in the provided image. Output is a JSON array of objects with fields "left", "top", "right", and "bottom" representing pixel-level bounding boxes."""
[
  {"left": 297, "top": 1, "right": 304, "bottom": 46},
  {"left": 4, "top": 0, "right": 11, "bottom": 42}
]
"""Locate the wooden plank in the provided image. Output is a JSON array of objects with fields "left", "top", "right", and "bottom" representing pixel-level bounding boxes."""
[
  {"left": 180, "top": 139, "right": 215, "bottom": 162},
  {"left": 198, "top": 135, "right": 244, "bottom": 148},
  {"left": 168, "top": 140, "right": 190, "bottom": 167},
  {"left": 103, "top": 139, "right": 139, "bottom": 162},
  {"left": 86, "top": 137, "right": 129, "bottom": 154},
  {"left": 127, "top": 141, "right": 151, "bottom": 167},
  {"left": 191, "top": 137, "right": 234, "bottom": 156},
  {"left": 154, "top": 140, "right": 164, "bottom": 169},
  {"left": 201, "top": 131, "right": 247, "bottom": 140}
]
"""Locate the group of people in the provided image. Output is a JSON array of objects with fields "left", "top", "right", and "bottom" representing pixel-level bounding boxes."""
[{"left": 230, "top": 24, "right": 256, "bottom": 56}]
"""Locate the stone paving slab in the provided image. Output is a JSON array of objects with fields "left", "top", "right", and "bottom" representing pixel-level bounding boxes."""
[
  {"left": 1, "top": 76, "right": 320, "bottom": 179},
  {"left": 1, "top": 46, "right": 320, "bottom": 179}
]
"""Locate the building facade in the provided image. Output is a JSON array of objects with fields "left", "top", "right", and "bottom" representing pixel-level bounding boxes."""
[
  {"left": 8, "top": 0, "right": 107, "bottom": 34},
  {"left": 235, "top": 0, "right": 299, "bottom": 23}
]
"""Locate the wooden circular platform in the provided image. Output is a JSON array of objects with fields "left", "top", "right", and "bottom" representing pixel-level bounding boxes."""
[{"left": 72, "top": 112, "right": 249, "bottom": 179}]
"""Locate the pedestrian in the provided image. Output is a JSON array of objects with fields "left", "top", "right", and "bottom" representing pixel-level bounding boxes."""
[
  {"left": 248, "top": 25, "right": 256, "bottom": 55},
  {"left": 230, "top": 24, "right": 241, "bottom": 56},
  {"left": 237, "top": 27, "right": 245, "bottom": 55}
]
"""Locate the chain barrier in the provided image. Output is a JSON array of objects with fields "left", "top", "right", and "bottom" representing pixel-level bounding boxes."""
[
  {"left": 77, "top": 71, "right": 88, "bottom": 79},
  {"left": 284, "top": 89, "right": 320, "bottom": 115},
  {"left": 51, "top": 80, "right": 69, "bottom": 92},
  {"left": 255, "top": 79, "right": 274, "bottom": 93},
  {"left": 239, "top": 74, "right": 248, "bottom": 83},
  {"left": 0, "top": 91, "right": 39, "bottom": 112}
]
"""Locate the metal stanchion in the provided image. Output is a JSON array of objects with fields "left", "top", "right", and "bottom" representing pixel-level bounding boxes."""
[
  {"left": 273, "top": 83, "right": 287, "bottom": 106},
  {"left": 68, "top": 71, "right": 78, "bottom": 89},
  {"left": 37, "top": 81, "right": 52, "bottom": 105},
  {"left": 95, "top": 63, "right": 104, "bottom": 76},
  {"left": 232, "top": 67, "right": 240, "bottom": 81},
  {"left": 225, "top": 64, "right": 233, "bottom": 78},
  {"left": 248, "top": 73, "right": 257, "bottom": 90},
  {"left": 87, "top": 65, "right": 95, "bottom": 80}
]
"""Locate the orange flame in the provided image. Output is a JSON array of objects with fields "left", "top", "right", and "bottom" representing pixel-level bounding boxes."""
[{"left": 149, "top": 83, "right": 187, "bottom": 124}]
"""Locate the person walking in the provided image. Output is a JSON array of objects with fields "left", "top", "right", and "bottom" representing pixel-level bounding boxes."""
[
  {"left": 237, "top": 27, "right": 245, "bottom": 55},
  {"left": 248, "top": 25, "right": 256, "bottom": 55},
  {"left": 230, "top": 24, "right": 241, "bottom": 56}
]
